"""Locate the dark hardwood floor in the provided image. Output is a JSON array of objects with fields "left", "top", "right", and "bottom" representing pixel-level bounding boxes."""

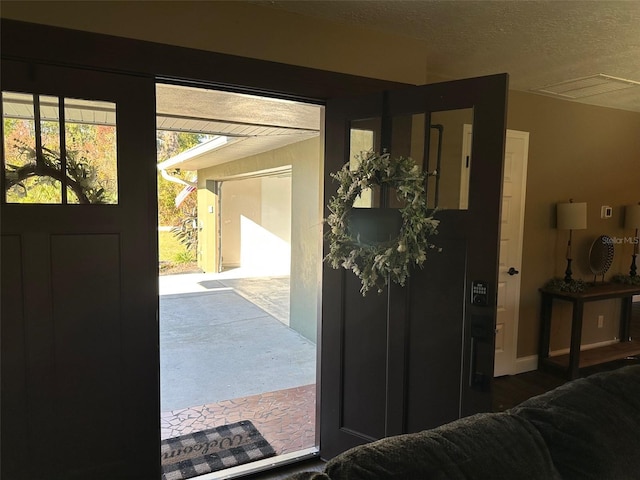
[{"left": 493, "top": 299, "right": 640, "bottom": 412}]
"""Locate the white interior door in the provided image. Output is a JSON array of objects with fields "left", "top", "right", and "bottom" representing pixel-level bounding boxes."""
[
  {"left": 461, "top": 127, "right": 530, "bottom": 376},
  {"left": 494, "top": 130, "right": 529, "bottom": 376}
]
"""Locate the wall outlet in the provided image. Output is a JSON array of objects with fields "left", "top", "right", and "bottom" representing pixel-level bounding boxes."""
[
  {"left": 597, "top": 315, "right": 604, "bottom": 328},
  {"left": 601, "top": 206, "right": 613, "bottom": 219}
]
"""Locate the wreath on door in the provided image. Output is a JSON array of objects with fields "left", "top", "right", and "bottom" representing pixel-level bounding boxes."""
[{"left": 324, "top": 151, "right": 440, "bottom": 295}]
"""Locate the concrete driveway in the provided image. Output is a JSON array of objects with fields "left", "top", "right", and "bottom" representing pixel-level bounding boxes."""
[{"left": 159, "top": 270, "right": 317, "bottom": 412}]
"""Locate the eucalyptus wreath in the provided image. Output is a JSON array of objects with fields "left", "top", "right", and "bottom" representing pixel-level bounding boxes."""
[{"left": 324, "top": 151, "right": 440, "bottom": 295}]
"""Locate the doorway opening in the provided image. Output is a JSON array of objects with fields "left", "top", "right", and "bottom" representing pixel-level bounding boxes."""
[{"left": 155, "top": 83, "right": 323, "bottom": 477}]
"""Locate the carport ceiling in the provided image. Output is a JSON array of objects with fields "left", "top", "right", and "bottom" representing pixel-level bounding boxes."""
[{"left": 156, "top": 84, "right": 321, "bottom": 171}]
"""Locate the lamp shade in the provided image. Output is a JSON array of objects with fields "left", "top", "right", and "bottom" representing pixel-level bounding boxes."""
[
  {"left": 557, "top": 202, "right": 587, "bottom": 230},
  {"left": 625, "top": 203, "right": 640, "bottom": 229}
]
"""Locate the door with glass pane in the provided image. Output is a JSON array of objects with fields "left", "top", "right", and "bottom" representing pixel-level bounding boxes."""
[
  {"left": 1, "top": 60, "right": 158, "bottom": 480},
  {"left": 321, "top": 74, "right": 508, "bottom": 458}
]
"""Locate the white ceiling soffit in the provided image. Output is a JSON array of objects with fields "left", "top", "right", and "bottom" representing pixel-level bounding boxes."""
[
  {"left": 156, "top": 114, "right": 317, "bottom": 137},
  {"left": 156, "top": 84, "right": 321, "bottom": 131},
  {"left": 158, "top": 131, "right": 318, "bottom": 171},
  {"left": 157, "top": 136, "right": 232, "bottom": 170},
  {"left": 255, "top": 0, "right": 640, "bottom": 113}
]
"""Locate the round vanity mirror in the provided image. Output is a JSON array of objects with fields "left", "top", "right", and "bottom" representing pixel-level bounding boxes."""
[{"left": 589, "top": 235, "right": 614, "bottom": 281}]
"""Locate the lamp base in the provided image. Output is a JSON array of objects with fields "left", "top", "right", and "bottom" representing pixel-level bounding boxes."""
[{"left": 564, "top": 258, "right": 573, "bottom": 283}]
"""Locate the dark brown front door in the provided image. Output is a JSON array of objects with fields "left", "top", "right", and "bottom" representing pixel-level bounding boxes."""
[
  {"left": 320, "top": 74, "right": 509, "bottom": 458},
  {"left": 1, "top": 60, "right": 158, "bottom": 480}
]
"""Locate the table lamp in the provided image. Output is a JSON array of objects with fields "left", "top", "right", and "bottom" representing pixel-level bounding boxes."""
[
  {"left": 625, "top": 202, "right": 640, "bottom": 276},
  {"left": 557, "top": 199, "right": 587, "bottom": 282}
]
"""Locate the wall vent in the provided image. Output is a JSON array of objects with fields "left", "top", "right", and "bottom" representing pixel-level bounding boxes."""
[{"left": 531, "top": 74, "right": 640, "bottom": 99}]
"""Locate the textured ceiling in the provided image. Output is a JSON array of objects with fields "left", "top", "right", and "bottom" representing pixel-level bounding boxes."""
[{"left": 257, "top": 0, "right": 640, "bottom": 112}]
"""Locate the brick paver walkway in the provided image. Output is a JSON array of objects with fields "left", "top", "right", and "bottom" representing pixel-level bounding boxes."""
[{"left": 161, "top": 384, "right": 316, "bottom": 455}]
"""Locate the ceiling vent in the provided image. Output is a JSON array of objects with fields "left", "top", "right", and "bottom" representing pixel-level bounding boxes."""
[{"left": 532, "top": 74, "right": 640, "bottom": 99}]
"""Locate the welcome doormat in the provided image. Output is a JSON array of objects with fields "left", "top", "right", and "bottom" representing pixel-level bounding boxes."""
[{"left": 161, "top": 420, "right": 275, "bottom": 480}]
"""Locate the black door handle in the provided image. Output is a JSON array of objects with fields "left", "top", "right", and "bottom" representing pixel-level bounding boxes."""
[
  {"left": 508, "top": 267, "right": 519, "bottom": 276},
  {"left": 469, "top": 315, "right": 492, "bottom": 391}
]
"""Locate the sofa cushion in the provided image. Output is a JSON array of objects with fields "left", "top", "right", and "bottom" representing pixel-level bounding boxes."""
[
  {"left": 512, "top": 365, "right": 640, "bottom": 480},
  {"left": 320, "top": 412, "right": 561, "bottom": 480}
]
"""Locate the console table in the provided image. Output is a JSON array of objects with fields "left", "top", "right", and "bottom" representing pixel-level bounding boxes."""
[{"left": 539, "top": 283, "right": 640, "bottom": 379}]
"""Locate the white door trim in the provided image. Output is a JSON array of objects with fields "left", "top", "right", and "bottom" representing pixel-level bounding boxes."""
[
  {"left": 460, "top": 128, "right": 535, "bottom": 376},
  {"left": 462, "top": 127, "right": 530, "bottom": 375},
  {"left": 496, "top": 129, "right": 530, "bottom": 376}
]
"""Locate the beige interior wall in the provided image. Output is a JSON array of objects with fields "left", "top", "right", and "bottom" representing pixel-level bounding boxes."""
[
  {"left": 198, "top": 138, "right": 322, "bottom": 342},
  {"left": 507, "top": 90, "right": 640, "bottom": 357},
  {"left": 0, "top": 0, "right": 429, "bottom": 85}
]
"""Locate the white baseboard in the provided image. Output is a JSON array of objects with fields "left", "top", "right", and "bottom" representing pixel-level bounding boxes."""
[
  {"left": 549, "top": 339, "right": 618, "bottom": 357},
  {"left": 514, "top": 355, "right": 539, "bottom": 374},
  {"left": 511, "top": 337, "right": 623, "bottom": 376},
  {"left": 512, "top": 299, "right": 638, "bottom": 376}
]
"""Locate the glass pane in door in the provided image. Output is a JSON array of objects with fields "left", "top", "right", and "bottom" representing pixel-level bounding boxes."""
[
  {"left": 3, "top": 92, "right": 61, "bottom": 203},
  {"left": 349, "top": 117, "right": 381, "bottom": 208},
  {"left": 2, "top": 91, "right": 118, "bottom": 204},
  {"left": 427, "top": 108, "right": 474, "bottom": 210}
]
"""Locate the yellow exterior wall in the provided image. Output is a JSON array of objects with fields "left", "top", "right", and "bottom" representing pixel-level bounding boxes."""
[
  {"left": 218, "top": 175, "right": 291, "bottom": 273},
  {"left": 198, "top": 180, "right": 220, "bottom": 274},
  {"left": 219, "top": 177, "right": 263, "bottom": 270},
  {"left": 199, "top": 137, "right": 322, "bottom": 342}
]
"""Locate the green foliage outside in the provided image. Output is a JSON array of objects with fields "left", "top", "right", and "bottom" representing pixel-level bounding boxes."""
[
  {"left": 158, "top": 230, "right": 195, "bottom": 263},
  {"left": 157, "top": 131, "right": 210, "bottom": 227},
  {"left": 157, "top": 131, "right": 211, "bottom": 266},
  {"left": 170, "top": 206, "right": 198, "bottom": 254},
  {"left": 3, "top": 116, "right": 117, "bottom": 204}
]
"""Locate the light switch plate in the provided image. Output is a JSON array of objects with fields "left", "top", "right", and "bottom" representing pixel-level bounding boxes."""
[{"left": 601, "top": 206, "right": 613, "bottom": 218}]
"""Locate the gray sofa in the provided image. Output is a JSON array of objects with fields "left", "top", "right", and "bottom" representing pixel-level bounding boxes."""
[{"left": 289, "top": 365, "right": 640, "bottom": 480}]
